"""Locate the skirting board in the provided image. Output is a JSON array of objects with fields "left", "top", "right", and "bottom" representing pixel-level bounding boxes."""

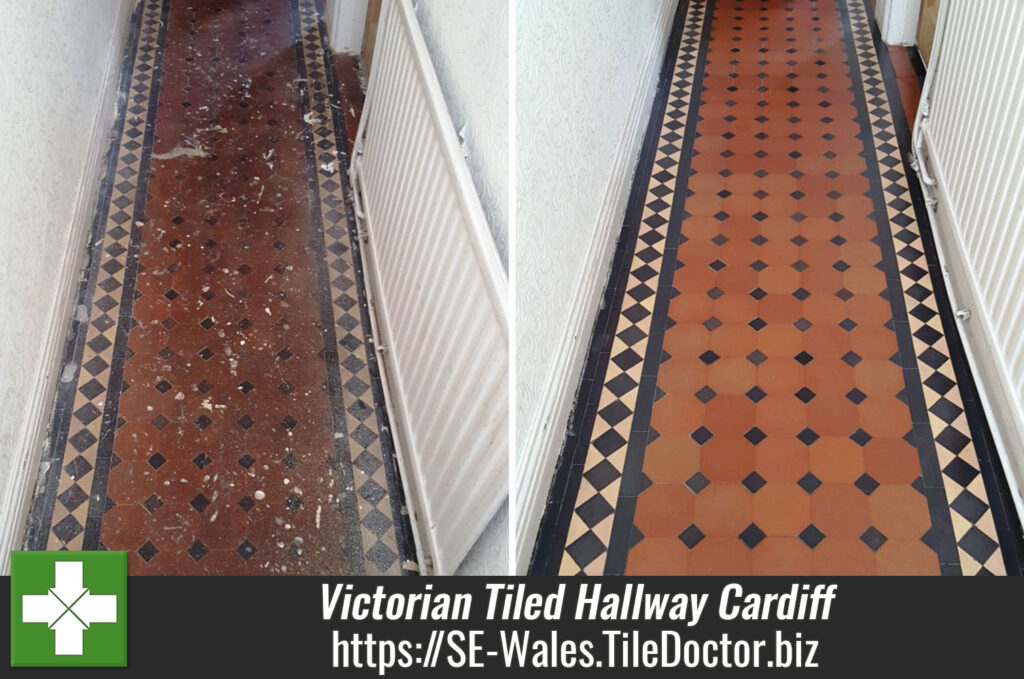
[
  {"left": 920, "top": 137, "right": 1024, "bottom": 528},
  {"left": 0, "top": 0, "right": 138, "bottom": 574},
  {"left": 514, "top": 0, "right": 678, "bottom": 574}
]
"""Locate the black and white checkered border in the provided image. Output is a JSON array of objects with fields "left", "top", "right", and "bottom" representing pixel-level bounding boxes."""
[
  {"left": 845, "top": 0, "right": 1005, "bottom": 574},
  {"left": 559, "top": 0, "right": 710, "bottom": 576},
  {"left": 295, "top": 0, "right": 412, "bottom": 575},
  {"left": 34, "top": 0, "right": 165, "bottom": 552}
]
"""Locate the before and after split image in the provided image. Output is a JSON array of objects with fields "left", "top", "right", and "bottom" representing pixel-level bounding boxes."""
[{"left": 2, "top": 0, "right": 1023, "bottom": 578}]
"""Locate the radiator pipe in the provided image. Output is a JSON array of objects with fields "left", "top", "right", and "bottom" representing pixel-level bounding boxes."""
[{"left": 911, "top": 0, "right": 953, "bottom": 189}]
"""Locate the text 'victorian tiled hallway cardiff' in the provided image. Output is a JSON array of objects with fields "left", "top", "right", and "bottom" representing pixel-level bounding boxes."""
[
  {"left": 24, "top": 0, "right": 416, "bottom": 575},
  {"left": 533, "top": 0, "right": 1024, "bottom": 576}
]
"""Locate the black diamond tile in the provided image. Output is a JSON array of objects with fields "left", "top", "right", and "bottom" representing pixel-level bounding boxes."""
[
  {"left": 187, "top": 540, "right": 209, "bottom": 561},
  {"left": 138, "top": 540, "right": 159, "bottom": 562},
  {"left": 51, "top": 514, "right": 84, "bottom": 544},
  {"left": 142, "top": 494, "right": 163, "bottom": 514},
  {"left": 936, "top": 426, "right": 970, "bottom": 454},
  {"left": 190, "top": 493, "right": 211, "bottom": 513},
  {"left": 746, "top": 386, "right": 767, "bottom": 403},
  {"left": 846, "top": 387, "right": 867, "bottom": 404},
  {"left": 678, "top": 524, "right": 705, "bottom": 549},
  {"left": 797, "top": 472, "right": 822, "bottom": 494},
  {"left": 691, "top": 426, "right": 714, "bottom": 445},
  {"left": 598, "top": 400, "right": 631, "bottom": 427},
  {"left": 744, "top": 427, "right": 766, "bottom": 445},
  {"left": 686, "top": 471, "right": 710, "bottom": 494},
  {"left": 593, "top": 429, "right": 626, "bottom": 456},
  {"left": 695, "top": 385, "right": 717, "bottom": 403},
  {"left": 795, "top": 387, "right": 816, "bottom": 403},
  {"left": 237, "top": 539, "right": 257, "bottom": 560},
  {"left": 739, "top": 523, "right": 766, "bottom": 549},
  {"left": 576, "top": 494, "right": 613, "bottom": 527},
  {"left": 943, "top": 457, "right": 980, "bottom": 486},
  {"left": 958, "top": 526, "right": 998, "bottom": 564},
  {"left": 583, "top": 460, "right": 620, "bottom": 491},
  {"left": 69, "top": 429, "right": 98, "bottom": 453},
  {"left": 850, "top": 428, "right": 872, "bottom": 446},
  {"left": 797, "top": 427, "right": 819, "bottom": 446},
  {"left": 64, "top": 454, "right": 94, "bottom": 481},
  {"left": 742, "top": 471, "right": 766, "bottom": 493},
  {"left": 566, "top": 531, "right": 605, "bottom": 568},
  {"left": 854, "top": 473, "right": 880, "bottom": 495},
  {"left": 841, "top": 351, "right": 862, "bottom": 367},
  {"left": 799, "top": 524, "right": 825, "bottom": 548},
  {"left": 699, "top": 349, "right": 720, "bottom": 365},
  {"left": 950, "top": 490, "right": 988, "bottom": 523},
  {"left": 794, "top": 350, "right": 814, "bottom": 365},
  {"left": 860, "top": 526, "right": 887, "bottom": 551},
  {"left": 57, "top": 485, "right": 89, "bottom": 512}
]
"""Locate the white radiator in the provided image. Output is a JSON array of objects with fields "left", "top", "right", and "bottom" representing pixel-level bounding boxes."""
[
  {"left": 914, "top": 0, "right": 1024, "bottom": 517},
  {"left": 350, "top": 0, "right": 509, "bottom": 574}
]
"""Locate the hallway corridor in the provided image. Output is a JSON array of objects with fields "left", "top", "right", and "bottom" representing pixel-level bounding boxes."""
[
  {"left": 23, "top": 0, "right": 415, "bottom": 575},
  {"left": 532, "top": 0, "right": 1024, "bottom": 576}
]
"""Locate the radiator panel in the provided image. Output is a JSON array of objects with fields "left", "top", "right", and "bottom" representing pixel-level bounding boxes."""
[{"left": 351, "top": 0, "right": 508, "bottom": 574}]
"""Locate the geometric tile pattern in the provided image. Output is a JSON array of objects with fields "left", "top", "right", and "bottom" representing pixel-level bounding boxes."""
[
  {"left": 294, "top": 0, "right": 410, "bottom": 575},
  {"left": 845, "top": 0, "right": 1004, "bottom": 574},
  {"left": 31, "top": 0, "right": 167, "bottom": 553},
  {"left": 26, "top": 0, "right": 414, "bottom": 576},
  {"left": 558, "top": 0, "right": 710, "bottom": 576},
  {"left": 543, "top": 0, "right": 1020, "bottom": 575},
  {"left": 623, "top": 0, "right": 940, "bottom": 576}
]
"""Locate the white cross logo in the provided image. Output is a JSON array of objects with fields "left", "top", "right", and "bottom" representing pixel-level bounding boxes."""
[{"left": 21, "top": 561, "right": 118, "bottom": 655}]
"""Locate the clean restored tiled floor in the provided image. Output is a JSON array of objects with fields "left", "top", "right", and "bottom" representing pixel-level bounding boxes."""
[
  {"left": 24, "top": 0, "right": 415, "bottom": 575},
  {"left": 533, "top": 0, "right": 1024, "bottom": 576}
]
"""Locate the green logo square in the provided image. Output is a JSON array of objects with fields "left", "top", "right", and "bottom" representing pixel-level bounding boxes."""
[{"left": 10, "top": 551, "right": 127, "bottom": 667}]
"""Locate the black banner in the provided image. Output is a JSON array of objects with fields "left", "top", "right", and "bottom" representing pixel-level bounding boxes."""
[{"left": 4, "top": 577, "right": 1022, "bottom": 675}]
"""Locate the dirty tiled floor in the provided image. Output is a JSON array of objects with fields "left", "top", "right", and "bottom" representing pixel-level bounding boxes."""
[
  {"left": 533, "top": 0, "right": 1024, "bottom": 576},
  {"left": 25, "top": 0, "right": 415, "bottom": 575}
]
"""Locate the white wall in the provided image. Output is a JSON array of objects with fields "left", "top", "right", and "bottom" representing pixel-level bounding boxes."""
[
  {"left": 0, "top": 0, "right": 134, "bottom": 568},
  {"left": 415, "top": 0, "right": 509, "bottom": 266},
  {"left": 514, "top": 0, "right": 676, "bottom": 572}
]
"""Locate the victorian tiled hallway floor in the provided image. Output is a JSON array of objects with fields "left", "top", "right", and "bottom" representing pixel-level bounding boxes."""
[
  {"left": 533, "top": 0, "right": 1024, "bottom": 576},
  {"left": 23, "top": 0, "right": 416, "bottom": 575}
]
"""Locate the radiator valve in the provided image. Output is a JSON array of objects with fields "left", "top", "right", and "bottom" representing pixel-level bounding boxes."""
[{"left": 955, "top": 308, "right": 972, "bottom": 322}]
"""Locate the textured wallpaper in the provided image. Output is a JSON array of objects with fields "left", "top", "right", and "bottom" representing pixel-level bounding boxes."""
[
  {"left": 0, "top": 1, "right": 126, "bottom": 502},
  {"left": 515, "top": 0, "right": 673, "bottom": 454},
  {"left": 415, "top": 0, "right": 509, "bottom": 266}
]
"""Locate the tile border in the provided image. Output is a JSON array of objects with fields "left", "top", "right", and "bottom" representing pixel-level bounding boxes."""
[
  {"left": 530, "top": 0, "right": 714, "bottom": 576},
  {"left": 24, "top": 0, "right": 170, "bottom": 552},
  {"left": 844, "top": 0, "right": 1023, "bottom": 574},
  {"left": 293, "top": 0, "right": 418, "bottom": 575}
]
